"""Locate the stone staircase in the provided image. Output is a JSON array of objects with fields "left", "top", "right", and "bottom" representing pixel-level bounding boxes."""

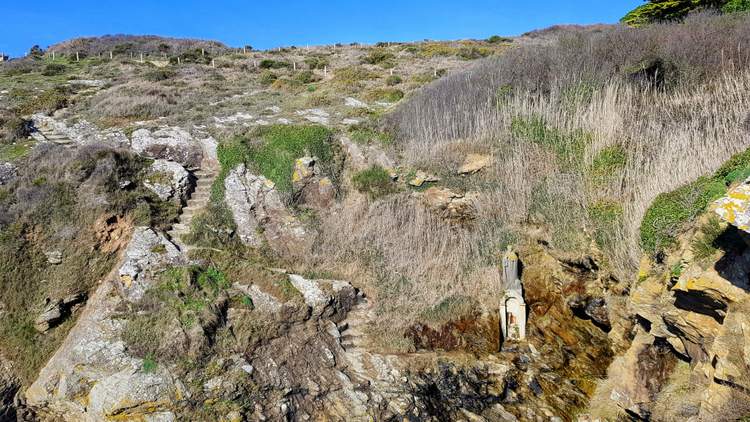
[
  {"left": 167, "top": 164, "right": 218, "bottom": 251},
  {"left": 338, "top": 298, "right": 371, "bottom": 352},
  {"left": 36, "top": 124, "right": 74, "bottom": 147}
]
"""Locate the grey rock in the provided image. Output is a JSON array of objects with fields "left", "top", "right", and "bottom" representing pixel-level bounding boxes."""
[
  {"left": 118, "top": 227, "right": 181, "bottom": 302},
  {"left": 0, "top": 163, "right": 16, "bottom": 185},
  {"left": 224, "top": 164, "right": 312, "bottom": 257},
  {"left": 45, "top": 250, "right": 62, "bottom": 265},
  {"left": 131, "top": 127, "right": 203, "bottom": 168},
  {"left": 144, "top": 159, "right": 190, "bottom": 202}
]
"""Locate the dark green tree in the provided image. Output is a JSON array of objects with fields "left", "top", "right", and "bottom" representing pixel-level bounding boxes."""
[{"left": 621, "top": 0, "right": 730, "bottom": 26}]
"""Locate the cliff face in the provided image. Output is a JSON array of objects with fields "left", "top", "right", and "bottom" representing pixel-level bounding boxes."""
[{"left": 590, "top": 183, "right": 750, "bottom": 421}]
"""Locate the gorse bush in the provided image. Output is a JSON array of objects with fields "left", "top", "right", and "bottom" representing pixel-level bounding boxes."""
[
  {"left": 143, "top": 67, "right": 177, "bottom": 82},
  {"left": 17, "top": 86, "right": 71, "bottom": 115},
  {"left": 352, "top": 165, "right": 396, "bottom": 199},
  {"left": 366, "top": 88, "right": 404, "bottom": 103},
  {"left": 41, "top": 63, "right": 67, "bottom": 76}
]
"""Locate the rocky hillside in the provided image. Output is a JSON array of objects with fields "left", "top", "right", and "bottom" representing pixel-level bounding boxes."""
[{"left": 1, "top": 12, "right": 750, "bottom": 422}]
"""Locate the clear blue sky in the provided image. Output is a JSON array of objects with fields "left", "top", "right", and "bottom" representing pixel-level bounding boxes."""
[{"left": 1, "top": 1, "right": 642, "bottom": 57}]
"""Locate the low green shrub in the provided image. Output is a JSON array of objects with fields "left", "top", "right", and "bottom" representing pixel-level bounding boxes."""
[
  {"left": 386, "top": 75, "right": 402, "bottom": 86},
  {"left": 41, "top": 63, "right": 67, "bottom": 76},
  {"left": 259, "top": 71, "right": 277, "bottom": 86},
  {"left": 259, "top": 59, "right": 289, "bottom": 69},
  {"left": 588, "top": 200, "right": 624, "bottom": 250},
  {"left": 590, "top": 145, "right": 627, "bottom": 184},
  {"left": 17, "top": 86, "right": 71, "bottom": 115},
  {"left": 640, "top": 146, "right": 750, "bottom": 255},
  {"left": 723, "top": 0, "right": 750, "bottom": 12},
  {"left": 691, "top": 216, "right": 725, "bottom": 264},
  {"left": 304, "top": 55, "right": 329, "bottom": 70},
  {"left": 144, "top": 67, "right": 177, "bottom": 82},
  {"left": 295, "top": 70, "right": 319, "bottom": 84},
  {"left": 640, "top": 176, "right": 726, "bottom": 254},
  {"left": 457, "top": 46, "right": 492, "bottom": 60},
  {"left": 487, "top": 35, "right": 513, "bottom": 44},
  {"left": 362, "top": 48, "right": 395, "bottom": 66},
  {"left": 352, "top": 165, "right": 396, "bottom": 199},
  {"left": 366, "top": 88, "right": 404, "bottom": 103}
]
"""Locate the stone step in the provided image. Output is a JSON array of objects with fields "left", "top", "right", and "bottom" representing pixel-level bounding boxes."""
[
  {"left": 172, "top": 223, "right": 189, "bottom": 231},
  {"left": 195, "top": 179, "right": 214, "bottom": 186}
]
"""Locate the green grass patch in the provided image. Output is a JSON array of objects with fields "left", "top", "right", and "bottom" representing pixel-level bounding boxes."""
[
  {"left": 250, "top": 125, "right": 334, "bottom": 193},
  {"left": 511, "top": 116, "right": 591, "bottom": 171},
  {"left": 640, "top": 146, "right": 750, "bottom": 255},
  {"left": 640, "top": 176, "right": 726, "bottom": 254},
  {"left": 0, "top": 139, "right": 35, "bottom": 161},
  {"left": 352, "top": 165, "right": 396, "bottom": 199},
  {"left": 590, "top": 145, "right": 627, "bottom": 184},
  {"left": 366, "top": 88, "right": 404, "bottom": 103},
  {"left": 348, "top": 126, "right": 393, "bottom": 146},
  {"left": 691, "top": 216, "right": 725, "bottom": 265}
]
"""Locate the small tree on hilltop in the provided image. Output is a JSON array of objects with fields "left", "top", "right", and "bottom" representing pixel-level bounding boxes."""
[{"left": 621, "top": 0, "right": 737, "bottom": 27}]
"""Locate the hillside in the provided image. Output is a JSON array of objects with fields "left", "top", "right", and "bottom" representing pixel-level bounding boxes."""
[{"left": 1, "top": 11, "right": 750, "bottom": 422}]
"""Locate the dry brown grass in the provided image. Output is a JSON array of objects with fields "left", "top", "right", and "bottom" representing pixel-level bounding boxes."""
[{"left": 303, "top": 16, "right": 750, "bottom": 348}]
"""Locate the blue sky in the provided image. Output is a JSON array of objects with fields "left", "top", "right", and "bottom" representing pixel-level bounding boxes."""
[{"left": 1, "top": 1, "right": 642, "bottom": 57}]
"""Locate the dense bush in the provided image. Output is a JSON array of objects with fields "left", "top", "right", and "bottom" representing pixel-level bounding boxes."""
[
  {"left": 386, "top": 75, "right": 402, "bottom": 86},
  {"left": 0, "top": 111, "right": 32, "bottom": 143},
  {"left": 259, "top": 59, "right": 290, "bottom": 69},
  {"left": 622, "top": 0, "right": 749, "bottom": 26},
  {"left": 143, "top": 67, "right": 177, "bottom": 82},
  {"left": 352, "top": 165, "right": 396, "bottom": 199},
  {"left": 41, "top": 63, "right": 67, "bottom": 76},
  {"left": 361, "top": 48, "right": 395, "bottom": 66},
  {"left": 366, "top": 88, "right": 404, "bottom": 103},
  {"left": 17, "top": 86, "right": 71, "bottom": 115}
]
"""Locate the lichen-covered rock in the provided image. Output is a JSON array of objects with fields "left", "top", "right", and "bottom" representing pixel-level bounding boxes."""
[
  {"left": 224, "top": 164, "right": 313, "bottom": 257},
  {"left": 144, "top": 159, "right": 190, "bottom": 202},
  {"left": 419, "top": 187, "right": 479, "bottom": 221},
  {"left": 118, "top": 227, "right": 181, "bottom": 302},
  {"left": 131, "top": 127, "right": 203, "bottom": 168},
  {"left": 408, "top": 170, "right": 440, "bottom": 187},
  {"left": 458, "top": 153, "right": 491, "bottom": 175},
  {"left": 714, "top": 177, "right": 750, "bottom": 232}
]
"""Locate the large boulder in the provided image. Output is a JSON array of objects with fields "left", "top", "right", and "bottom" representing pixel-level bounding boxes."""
[
  {"left": 224, "top": 164, "right": 313, "bottom": 257},
  {"left": 144, "top": 159, "right": 190, "bottom": 202},
  {"left": 292, "top": 156, "right": 335, "bottom": 211},
  {"left": 131, "top": 127, "right": 203, "bottom": 169}
]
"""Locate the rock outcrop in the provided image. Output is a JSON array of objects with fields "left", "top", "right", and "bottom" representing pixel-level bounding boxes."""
[
  {"left": 224, "top": 164, "right": 313, "bottom": 257},
  {"left": 144, "top": 159, "right": 191, "bottom": 202},
  {"left": 25, "top": 228, "right": 185, "bottom": 422},
  {"left": 0, "top": 162, "right": 16, "bottom": 185},
  {"left": 419, "top": 186, "right": 479, "bottom": 221},
  {"left": 31, "top": 113, "right": 129, "bottom": 148},
  {"left": 291, "top": 156, "right": 335, "bottom": 211},
  {"left": 458, "top": 153, "right": 491, "bottom": 175},
  {"left": 131, "top": 127, "right": 203, "bottom": 168},
  {"left": 591, "top": 186, "right": 750, "bottom": 420},
  {"left": 118, "top": 227, "right": 182, "bottom": 302}
]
